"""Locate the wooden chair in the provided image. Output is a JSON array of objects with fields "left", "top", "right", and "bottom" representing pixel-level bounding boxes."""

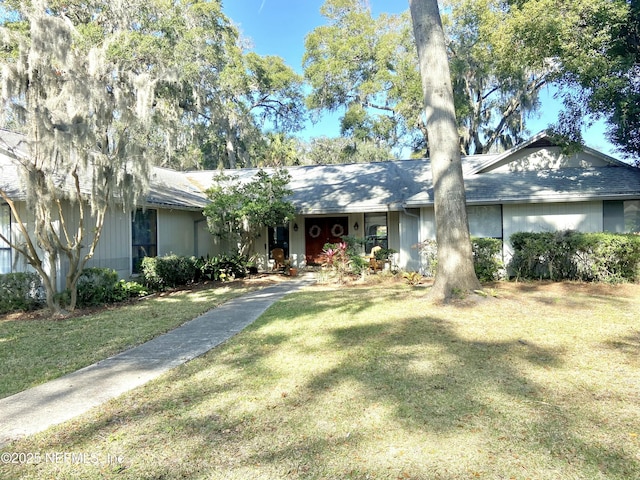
[
  {"left": 271, "top": 248, "right": 286, "bottom": 271},
  {"left": 369, "top": 246, "right": 384, "bottom": 273}
]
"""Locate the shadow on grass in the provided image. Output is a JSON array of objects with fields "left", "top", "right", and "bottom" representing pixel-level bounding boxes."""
[
  {"left": 15, "top": 285, "right": 640, "bottom": 479},
  {"left": 604, "top": 330, "right": 640, "bottom": 363}
]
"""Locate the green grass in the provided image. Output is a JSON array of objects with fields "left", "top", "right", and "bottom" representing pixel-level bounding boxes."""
[
  {"left": 2, "top": 281, "right": 640, "bottom": 479},
  {"left": 0, "top": 281, "right": 268, "bottom": 399}
]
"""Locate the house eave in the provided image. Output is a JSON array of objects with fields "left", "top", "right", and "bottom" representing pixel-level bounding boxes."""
[
  {"left": 297, "top": 204, "right": 397, "bottom": 215},
  {"left": 404, "top": 192, "right": 640, "bottom": 208}
]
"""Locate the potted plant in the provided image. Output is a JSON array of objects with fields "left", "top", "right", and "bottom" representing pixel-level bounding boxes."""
[
  {"left": 373, "top": 248, "right": 397, "bottom": 271},
  {"left": 283, "top": 260, "right": 298, "bottom": 276}
]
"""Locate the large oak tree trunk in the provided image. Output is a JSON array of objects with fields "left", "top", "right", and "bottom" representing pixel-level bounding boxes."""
[{"left": 409, "top": 0, "right": 481, "bottom": 301}]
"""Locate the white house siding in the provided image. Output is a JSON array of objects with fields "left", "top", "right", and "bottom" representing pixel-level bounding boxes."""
[
  {"left": 487, "top": 147, "right": 611, "bottom": 173},
  {"left": 84, "top": 208, "right": 130, "bottom": 278},
  {"left": 387, "top": 211, "right": 400, "bottom": 255},
  {"left": 194, "top": 217, "right": 217, "bottom": 259},
  {"left": 6, "top": 202, "right": 38, "bottom": 275},
  {"left": 398, "top": 209, "right": 421, "bottom": 271},
  {"left": 157, "top": 209, "right": 201, "bottom": 258},
  {"left": 288, "top": 216, "right": 306, "bottom": 268},
  {"left": 502, "top": 201, "right": 603, "bottom": 259},
  {"left": 419, "top": 207, "right": 436, "bottom": 242}
]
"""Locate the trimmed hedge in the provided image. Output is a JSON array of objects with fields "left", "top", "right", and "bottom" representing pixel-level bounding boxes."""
[
  {"left": 76, "top": 267, "right": 148, "bottom": 307},
  {"left": 0, "top": 272, "right": 44, "bottom": 314},
  {"left": 509, "top": 231, "right": 640, "bottom": 282},
  {"left": 416, "top": 237, "right": 504, "bottom": 281},
  {"left": 140, "top": 253, "right": 249, "bottom": 291},
  {"left": 472, "top": 237, "right": 504, "bottom": 282},
  {"left": 140, "top": 255, "right": 198, "bottom": 290}
]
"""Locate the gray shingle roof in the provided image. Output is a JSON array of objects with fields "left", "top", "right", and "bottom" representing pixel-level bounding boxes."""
[
  {"left": 2, "top": 129, "right": 639, "bottom": 212},
  {"left": 405, "top": 166, "right": 640, "bottom": 206},
  {"left": 186, "top": 159, "right": 433, "bottom": 214}
]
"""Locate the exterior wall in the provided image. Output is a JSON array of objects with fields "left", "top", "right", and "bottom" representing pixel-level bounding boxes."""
[
  {"left": 84, "top": 208, "right": 130, "bottom": 278},
  {"left": 283, "top": 213, "right": 362, "bottom": 270},
  {"left": 419, "top": 201, "right": 605, "bottom": 272},
  {"left": 2, "top": 201, "right": 39, "bottom": 275},
  {"left": 387, "top": 211, "right": 400, "bottom": 256},
  {"left": 502, "top": 201, "right": 603, "bottom": 258},
  {"left": 157, "top": 209, "right": 205, "bottom": 258},
  {"left": 419, "top": 207, "right": 436, "bottom": 242},
  {"left": 487, "top": 147, "right": 611, "bottom": 173},
  {"left": 468, "top": 205, "right": 502, "bottom": 238},
  {"left": 397, "top": 209, "right": 420, "bottom": 271},
  {"left": 75, "top": 206, "right": 211, "bottom": 284}
]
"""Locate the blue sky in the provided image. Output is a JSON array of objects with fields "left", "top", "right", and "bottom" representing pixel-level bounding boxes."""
[{"left": 222, "top": 0, "right": 618, "bottom": 158}]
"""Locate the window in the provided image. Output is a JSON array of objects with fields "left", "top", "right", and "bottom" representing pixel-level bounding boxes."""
[
  {"left": 467, "top": 205, "right": 503, "bottom": 238},
  {"left": 268, "top": 225, "right": 290, "bottom": 258},
  {"left": 364, "top": 213, "right": 388, "bottom": 254},
  {"left": 604, "top": 200, "right": 640, "bottom": 233},
  {"left": 132, "top": 209, "right": 157, "bottom": 273},
  {"left": 624, "top": 200, "right": 640, "bottom": 232},
  {"left": 0, "top": 204, "right": 10, "bottom": 274}
]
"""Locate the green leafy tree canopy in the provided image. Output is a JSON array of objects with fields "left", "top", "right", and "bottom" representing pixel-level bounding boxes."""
[{"left": 203, "top": 169, "right": 296, "bottom": 256}]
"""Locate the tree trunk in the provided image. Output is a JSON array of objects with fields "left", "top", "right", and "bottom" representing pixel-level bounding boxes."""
[{"left": 409, "top": 0, "right": 481, "bottom": 301}]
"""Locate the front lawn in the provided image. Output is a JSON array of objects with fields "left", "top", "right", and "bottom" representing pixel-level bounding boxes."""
[
  {"left": 3, "top": 281, "right": 639, "bottom": 479},
  {"left": 0, "top": 277, "right": 282, "bottom": 399}
]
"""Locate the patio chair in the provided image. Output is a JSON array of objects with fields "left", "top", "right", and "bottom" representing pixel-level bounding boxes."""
[{"left": 271, "top": 248, "right": 286, "bottom": 271}]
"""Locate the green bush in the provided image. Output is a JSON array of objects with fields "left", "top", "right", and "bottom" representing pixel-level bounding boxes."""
[
  {"left": 140, "top": 255, "right": 199, "bottom": 290},
  {"left": 509, "top": 231, "right": 640, "bottom": 282},
  {"left": 341, "top": 235, "right": 370, "bottom": 275},
  {"left": 77, "top": 267, "right": 121, "bottom": 306},
  {"left": 416, "top": 238, "right": 503, "bottom": 281},
  {"left": 197, "top": 253, "right": 248, "bottom": 282},
  {"left": 416, "top": 239, "right": 437, "bottom": 277},
  {"left": 77, "top": 267, "right": 149, "bottom": 307},
  {"left": 321, "top": 236, "right": 371, "bottom": 279},
  {"left": 575, "top": 233, "right": 640, "bottom": 282},
  {"left": 472, "top": 237, "right": 504, "bottom": 282},
  {"left": 0, "top": 272, "right": 44, "bottom": 314}
]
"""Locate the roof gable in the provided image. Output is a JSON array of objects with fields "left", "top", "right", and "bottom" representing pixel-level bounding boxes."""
[{"left": 466, "top": 131, "right": 628, "bottom": 175}]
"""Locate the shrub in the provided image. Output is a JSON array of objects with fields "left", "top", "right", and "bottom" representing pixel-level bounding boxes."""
[
  {"left": 416, "top": 238, "right": 503, "bottom": 281},
  {"left": 140, "top": 255, "right": 199, "bottom": 290},
  {"left": 403, "top": 271, "right": 423, "bottom": 286},
  {"left": 575, "top": 233, "right": 640, "bottom": 282},
  {"left": 76, "top": 267, "right": 149, "bottom": 307},
  {"left": 140, "top": 257, "right": 163, "bottom": 290},
  {"left": 416, "top": 239, "right": 438, "bottom": 277},
  {"left": 510, "top": 230, "right": 585, "bottom": 280},
  {"left": 0, "top": 272, "right": 44, "bottom": 314},
  {"left": 509, "top": 231, "right": 640, "bottom": 282},
  {"left": 341, "top": 235, "right": 370, "bottom": 275},
  {"left": 472, "top": 237, "right": 504, "bottom": 282},
  {"left": 321, "top": 236, "right": 371, "bottom": 281},
  {"left": 321, "top": 242, "right": 352, "bottom": 283},
  {"left": 77, "top": 267, "right": 121, "bottom": 306},
  {"left": 197, "top": 253, "right": 248, "bottom": 282}
]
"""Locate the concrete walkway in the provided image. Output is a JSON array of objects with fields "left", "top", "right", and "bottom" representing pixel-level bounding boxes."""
[{"left": 0, "top": 276, "right": 314, "bottom": 447}]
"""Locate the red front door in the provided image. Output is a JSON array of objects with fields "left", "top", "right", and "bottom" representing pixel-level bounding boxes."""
[{"left": 305, "top": 217, "right": 349, "bottom": 265}]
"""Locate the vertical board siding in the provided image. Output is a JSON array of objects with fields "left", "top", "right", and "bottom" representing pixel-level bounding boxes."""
[
  {"left": 157, "top": 209, "right": 198, "bottom": 257},
  {"left": 503, "top": 201, "right": 603, "bottom": 259},
  {"left": 85, "top": 207, "right": 130, "bottom": 277},
  {"left": 398, "top": 209, "right": 420, "bottom": 271}
]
